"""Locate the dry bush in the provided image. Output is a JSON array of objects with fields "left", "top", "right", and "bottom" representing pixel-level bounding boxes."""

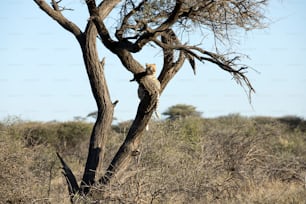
[
  {"left": 7, "top": 121, "right": 92, "bottom": 156},
  {"left": 90, "top": 115, "right": 306, "bottom": 203},
  {"left": 0, "top": 119, "right": 91, "bottom": 203},
  {"left": 0, "top": 127, "right": 59, "bottom": 203},
  {"left": 1, "top": 115, "right": 305, "bottom": 203}
]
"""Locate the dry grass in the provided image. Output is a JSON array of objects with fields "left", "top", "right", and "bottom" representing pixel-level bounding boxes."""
[{"left": 0, "top": 115, "right": 305, "bottom": 203}]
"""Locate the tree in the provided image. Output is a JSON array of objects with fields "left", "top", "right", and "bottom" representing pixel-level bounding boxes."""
[
  {"left": 34, "top": 0, "right": 268, "bottom": 200},
  {"left": 163, "top": 104, "right": 202, "bottom": 120}
]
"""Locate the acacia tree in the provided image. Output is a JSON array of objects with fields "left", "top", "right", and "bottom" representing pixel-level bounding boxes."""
[
  {"left": 34, "top": 0, "right": 268, "bottom": 200},
  {"left": 163, "top": 104, "right": 202, "bottom": 120}
]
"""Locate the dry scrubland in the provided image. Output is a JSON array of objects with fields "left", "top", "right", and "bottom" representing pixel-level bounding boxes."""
[{"left": 0, "top": 115, "right": 306, "bottom": 203}]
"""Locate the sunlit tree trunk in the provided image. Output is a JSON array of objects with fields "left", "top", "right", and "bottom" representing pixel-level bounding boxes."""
[{"left": 79, "top": 22, "right": 114, "bottom": 194}]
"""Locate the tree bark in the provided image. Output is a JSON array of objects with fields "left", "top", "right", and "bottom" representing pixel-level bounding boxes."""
[
  {"left": 100, "top": 81, "right": 158, "bottom": 185},
  {"left": 79, "top": 22, "right": 114, "bottom": 194}
]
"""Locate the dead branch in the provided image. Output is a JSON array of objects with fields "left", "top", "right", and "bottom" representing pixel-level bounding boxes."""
[
  {"left": 56, "top": 152, "right": 79, "bottom": 199},
  {"left": 152, "top": 38, "right": 254, "bottom": 98},
  {"left": 51, "top": 0, "right": 73, "bottom": 11},
  {"left": 34, "top": 0, "right": 82, "bottom": 39}
]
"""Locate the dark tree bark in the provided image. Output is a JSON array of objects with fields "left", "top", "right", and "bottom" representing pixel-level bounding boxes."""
[{"left": 79, "top": 22, "right": 115, "bottom": 194}]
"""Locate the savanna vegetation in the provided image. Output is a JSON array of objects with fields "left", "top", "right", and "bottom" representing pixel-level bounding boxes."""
[{"left": 1, "top": 114, "right": 305, "bottom": 203}]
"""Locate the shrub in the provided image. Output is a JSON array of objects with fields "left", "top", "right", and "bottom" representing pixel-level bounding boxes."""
[
  {"left": 1, "top": 116, "right": 306, "bottom": 203},
  {"left": 56, "top": 121, "right": 92, "bottom": 152},
  {"left": 277, "top": 115, "right": 305, "bottom": 131},
  {"left": 162, "top": 104, "right": 202, "bottom": 120},
  {"left": 7, "top": 121, "right": 92, "bottom": 153}
]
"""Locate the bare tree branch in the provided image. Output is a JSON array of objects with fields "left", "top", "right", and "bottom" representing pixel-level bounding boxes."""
[
  {"left": 152, "top": 37, "right": 254, "bottom": 98},
  {"left": 96, "top": 0, "right": 121, "bottom": 20},
  {"left": 111, "top": 0, "right": 267, "bottom": 53},
  {"left": 128, "top": 0, "right": 184, "bottom": 52},
  {"left": 115, "top": 0, "right": 147, "bottom": 41},
  {"left": 34, "top": 0, "right": 82, "bottom": 39},
  {"left": 179, "top": 0, "right": 268, "bottom": 42},
  {"left": 56, "top": 152, "right": 79, "bottom": 201},
  {"left": 51, "top": 0, "right": 73, "bottom": 12}
]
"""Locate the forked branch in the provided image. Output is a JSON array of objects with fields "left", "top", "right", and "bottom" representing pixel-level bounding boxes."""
[{"left": 34, "top": 0, "right": 82, "bottom": 39}]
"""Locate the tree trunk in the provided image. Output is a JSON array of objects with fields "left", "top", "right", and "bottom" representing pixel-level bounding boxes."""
[
  {"left": 79, "top": 22, "right": 114, "bottom": 194},
  {"left": 100, "top": 94, "right": 157, "bottom": 185}
]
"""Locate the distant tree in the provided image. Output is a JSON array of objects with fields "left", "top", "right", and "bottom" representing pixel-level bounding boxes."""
[
  {"left": 163, "top": 104, "right": 202, "bottom": 120},
  {"left": 87, "top": 111, "right": 117, "bottom": 121},
  {"left": 86, "top": 111, "right": 98, "bottom": 119},
  {"left": 34, "top": 0, "right": 268, "bottom": 201},
  {"left": 73, "top": 116, "right": 87, "bottom": 121}
]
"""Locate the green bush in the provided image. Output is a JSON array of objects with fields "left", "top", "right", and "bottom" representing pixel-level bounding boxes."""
[
  {"left": 56, "top": 121, "right": 92, "bottom": 151},
  {"left": 7, "top": 122, "right": 56, "bottom": 146},
  {"left": 174, "top": 117, "right": 202, "bottom": 146},
  {"left": 277, "top": 115, "right": 304, "bottom": 131},
  {"left": 7, "top": 121, "right": 92, "bottom": 152}
]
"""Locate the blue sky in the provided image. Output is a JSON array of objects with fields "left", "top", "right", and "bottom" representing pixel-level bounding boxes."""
[{"left": 0, "top": 0, "right": 305, "bottom": 122}]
